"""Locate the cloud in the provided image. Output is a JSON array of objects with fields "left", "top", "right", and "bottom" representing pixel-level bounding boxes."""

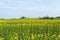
[
  {"left": 0, "top": 1, "right": 18, "bottom": 10},
  {"left": 0, "top": 2, "right": 4, "bottom": 7},
  {"left": 5, "top": 6, "right": 19, "bottom": 10},
  {"left": 0, "top": 2, "right": 3, "bottom": 4},
  {"left": 0, "top": 0, "right": 60, "bottom": 17},
  {"left": 35, "top": 0, "right": 41, "bottom": 1}
]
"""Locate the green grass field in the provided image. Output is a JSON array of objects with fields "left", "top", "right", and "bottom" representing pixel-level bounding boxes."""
[{"left": 0, "top": 19, "right": 60, "bottom": 40}]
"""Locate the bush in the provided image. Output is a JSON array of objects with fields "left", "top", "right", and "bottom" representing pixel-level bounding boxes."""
[{"left": 20, "top": 16, "right": 26, "bottom": 19}]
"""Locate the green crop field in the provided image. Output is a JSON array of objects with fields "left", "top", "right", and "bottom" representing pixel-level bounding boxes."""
[{"left": 0, "top": 19, "right": 60, "bottom": 40}]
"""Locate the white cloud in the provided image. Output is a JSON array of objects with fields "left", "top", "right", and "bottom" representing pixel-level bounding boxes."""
[
  {"left": 33, "top": 0, "right": 42, "bottom": 1},
  {"left": 0, "top": 0, "right": 60, "bottom": 14},
  {"left": 0, "top": 2, "right": 3, "bottom": 4},
  {"left": 0, "top": 1, "right": 18, "bottom": 10},
  {"left": 0, "top": 2, "right": 4, "bottom": 7}
]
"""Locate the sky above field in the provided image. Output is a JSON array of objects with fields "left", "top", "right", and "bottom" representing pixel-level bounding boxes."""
[{"left": 0, "top": 0, "right": 60, "bottom": 18}]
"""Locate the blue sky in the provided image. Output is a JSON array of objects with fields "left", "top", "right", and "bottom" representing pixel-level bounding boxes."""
[{"left": 0, "top": 0, "right": 60, "bottom": 18}]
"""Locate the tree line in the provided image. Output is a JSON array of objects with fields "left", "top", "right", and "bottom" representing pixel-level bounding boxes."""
[
  {"left": 0, "top": 16, "right": 60, "bottom": 20},
  {"left": 20, "top": 16, "right": 60, "bottom": 19}
]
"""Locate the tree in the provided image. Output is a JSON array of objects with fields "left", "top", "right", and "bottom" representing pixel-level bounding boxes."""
[
  {"left": 40, "top": 16, "right": 54, "bottom": 19},
  {"left": 56, "top": 16, "right": 60, "bottom": 18},
  {"left": 20, "top": 16, "right": 26, "bottom": 19}
]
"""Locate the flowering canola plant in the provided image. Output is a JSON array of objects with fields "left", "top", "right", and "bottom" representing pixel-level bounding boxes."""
[{"left": 0, "top": 19, "right": 60, "bottom": 40}]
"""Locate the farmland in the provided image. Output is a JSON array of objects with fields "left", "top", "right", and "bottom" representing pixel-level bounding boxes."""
[{"left": 0, "top": 19, "right": 60, "bottom": 40}]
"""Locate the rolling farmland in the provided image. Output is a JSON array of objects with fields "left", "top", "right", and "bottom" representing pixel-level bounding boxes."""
[{"left": 0, "top": 19, "right": 60, "bottom": 40}]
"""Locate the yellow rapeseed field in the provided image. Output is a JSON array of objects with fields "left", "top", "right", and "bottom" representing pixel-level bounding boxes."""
[{"left": 0, "top": 19, "right": 60, "bottom": 40}]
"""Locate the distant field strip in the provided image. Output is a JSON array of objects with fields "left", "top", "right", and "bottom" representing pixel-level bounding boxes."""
[{"left": 0, "top": 19, "right": 60, "bottom": 40}]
